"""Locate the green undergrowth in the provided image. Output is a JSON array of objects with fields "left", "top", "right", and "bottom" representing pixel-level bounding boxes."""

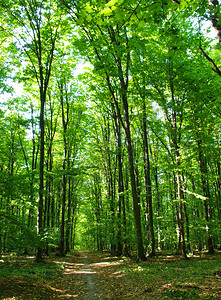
[
  {"left": 0, "top": 252, "right": 220, "bottom": 299},
  {"left": 0, "top": 256, "right": 63, "bottom": 278},
  {"left": 120, "top": 254, "right": 221, "bottom": 299},
  {"left": 162, "top": 289, "right": 216, "bottom": 299},
  {"left": 123, "top": 255, "right": 220, "bottom": 281}
]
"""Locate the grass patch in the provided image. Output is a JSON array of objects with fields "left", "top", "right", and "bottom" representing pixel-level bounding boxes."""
[
  {"left": 119, "top": 254, "right": 221, "bottom": 299},
  {"left": 0, "top": 256, "right": 63, "bottom": 278},
  {"left": 163, "top": 289, "right": 201, "bottom": 299},
  {"left": 123, "top": 256, "right": 221, "bottom": 282}
]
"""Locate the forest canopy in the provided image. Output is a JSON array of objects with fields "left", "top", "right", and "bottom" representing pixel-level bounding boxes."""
[{"left": 0, "top": 0, "right": 220, "bottom": 261}]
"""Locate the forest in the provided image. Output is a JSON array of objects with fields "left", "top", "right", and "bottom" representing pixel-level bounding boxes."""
[{"left": 0, "top": 0, "right": 220, "bottom": 264}]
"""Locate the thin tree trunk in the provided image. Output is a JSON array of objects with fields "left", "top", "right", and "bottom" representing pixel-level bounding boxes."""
[
  {"left": 154, "top": 166, "right": 161, "bottom": 251},
  {"left": 142, "top": 101, "right": 155, "bottom": 257},
  {"left": 59, "top": 82, "right": 69, "bottom": 257},
  {"left": 65, "top": 177, "right": 72, "bottom": 254},
  {"left": 216, "top": 162, "right": 221, "bottom": 219},
  {"left": 197, "top": 139, "right": 214, "bottom": 254},
  {"left": 182, "top": 174, "right": 191, "bottom": 253},
  {"left": 117, "top": 54, "right": 145, "bottom": 260},
  {"left": 36, "top": 89, "right": 45, "bottom": 262},
  {"left": 112, "top": 108, "right": 125, "bottom": 256},
  {"left": 172, "top": 172, "right": 182, "bottom": 255},
  {"left": 104, "top": 115, "right": 116, "bottom": 254},
  {"left": 59, "top": 153, "right": 67, "bottom": 256},
  {"left": 176, "top": 170, "right": 187, "bottom": 259},
  {"left": 124, "top": 121, "right": 146, "bottom": 260},
  {"left": 95, "top": 26, "right": 146, "bottom": 260}
]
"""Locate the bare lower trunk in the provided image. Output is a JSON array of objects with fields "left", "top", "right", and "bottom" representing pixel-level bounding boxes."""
[
  {"left": 176, "top": 169, "right": 187, "bottom": 259},
  {"left": 59, "top": 155, "right": 67, "bottom": 257},
  {"left": 124, "top": 122, "right": 146, "bottom": 261},
  {"left": 142, "top": 101, "right": 155, "bottom": 257},
  {"left": 65, "top": 178, "right": 72, "bottom": 254},
  {"left": 197, "top": 139, "right": 214, "bottom": 254},
  {"left": 36, "top": 92, "right": 45, "bottom": 262}
]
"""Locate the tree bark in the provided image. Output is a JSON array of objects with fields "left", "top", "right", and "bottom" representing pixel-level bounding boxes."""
[
  {"left": 65, "top": 177, "right": 72, "bottom": 254},
  {"left": 59, "top": 82, "right": 69, "bottom": 257},
  {"left": 197, "top": 139, "right": 214, "bottom": 254},
  {"left": 142, "top": 101, "right": 155, "bottom": 257},
  {"left": 113, "top": 34, "right": 146, "bottom": 260},
  {"left": 112, "top": 105, "right": 125, "bottom": 256},
  {"left": 36, "top": 88, "right": 45, "bottom": 262},
  {"left": 176, "top": 169, "right": 187, "bottom": 259},
  {"left": 124, "top": 115, "right": 146, "bottom": 261}
]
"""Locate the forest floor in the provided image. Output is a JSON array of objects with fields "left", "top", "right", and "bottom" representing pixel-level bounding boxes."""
[{"left": 0, "top": 250, "right": 220, "bottom": 299}]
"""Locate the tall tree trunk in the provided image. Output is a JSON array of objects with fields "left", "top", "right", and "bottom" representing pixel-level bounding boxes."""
[
  {"left": 92, "top": 25, "right": 146, "bottom": 260},
  {"left": 65, "top": 177, "right": 72, "bottom": 254},
  {"left": 104, "top": 115, "right": 116, "bottom": 254},
  {"left": 172, "top": 172, "right": 182, "bottom": 255},
  {"left": 112, "top": 107, "right": 125, "bottom": 256},
  {"left": 124, "top": 120, "right": 146, "bottom": 261},
  {"left": 116, "top": 53, "right": 146, "bottom": 261},
  {"left": 182, "top": 174, "right": 191, "bottom": 253},
  {"left": 59, "top": 82, "right": 69, "bottom": 257},
  {"left": 28, "top": 105, "right": 38, "bottom": 228},
  {"left": 176, "top": 169, "right": 187, "bottom": 259},
  {"left": 107, "top": 87, "right": 145, "bottom": 259},
  {"left": 117, "top": 138, "right": 124, "bottom": 256},
  {"left": 154, "top": 165, "right": 162, "bottom": 251},
  {"left": 94, "top": 174, "right": 103, "bottom": 251},
  {"left": 197, "top": 139, "right": 214, "bottom": 254},
  {"left": 36, "top": 89, "right": 45, "bottom": 262},
  {"left": 183, "top": 201, "right": 190, "bottom": 253},
  {"left": 216, "top": 162, "right": 221, "bottom": 219},
  {"left": 142, "top": 101, "right": 155, "bottom": 257},
  {"left": 59, "top": 152, "right": 67, "bottom": 256}
]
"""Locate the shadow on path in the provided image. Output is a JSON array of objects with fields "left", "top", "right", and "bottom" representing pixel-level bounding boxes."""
[
  {"left": 53, "top": 251, "right": 113, "bottom": 299},
  {"left": 78, "top": 251, "right": 107, "bottom": 299},
  {"left": 0, "top": 251, "right": 114, "bottom": 299}
]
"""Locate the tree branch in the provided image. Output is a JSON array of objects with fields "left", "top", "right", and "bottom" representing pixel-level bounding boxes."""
[{"left": 199, "top": 45, "right": 221, "bottom": 77}]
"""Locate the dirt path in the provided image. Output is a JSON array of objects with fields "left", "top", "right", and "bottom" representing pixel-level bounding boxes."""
[
  {"left": 0, "top": 250, "right": 220, "bottom": 299},
  {"left": 47, "top": 251, "right": 113, "bottom": 299},
  {"left": 0, "top": 251, "right": 114, "bottom": 299},
  {"left": 77, "top": 251, "right": 107, "bottom": 299}
]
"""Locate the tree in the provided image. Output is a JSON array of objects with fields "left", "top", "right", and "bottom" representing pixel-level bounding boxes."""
[
  {"left": 61, "top": 0, "right": 158, "bottom": 261},
  {"left": 1, "top": 0, "right": 65, "bottom": 260}
]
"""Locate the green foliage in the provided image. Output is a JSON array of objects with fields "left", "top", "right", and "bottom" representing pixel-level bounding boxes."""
[
  {"left": 0, "top": 0, "right": 220, "bottom": 258},
  {"left": 0, "top": 212, "right": 38, "bottom": 250}
]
